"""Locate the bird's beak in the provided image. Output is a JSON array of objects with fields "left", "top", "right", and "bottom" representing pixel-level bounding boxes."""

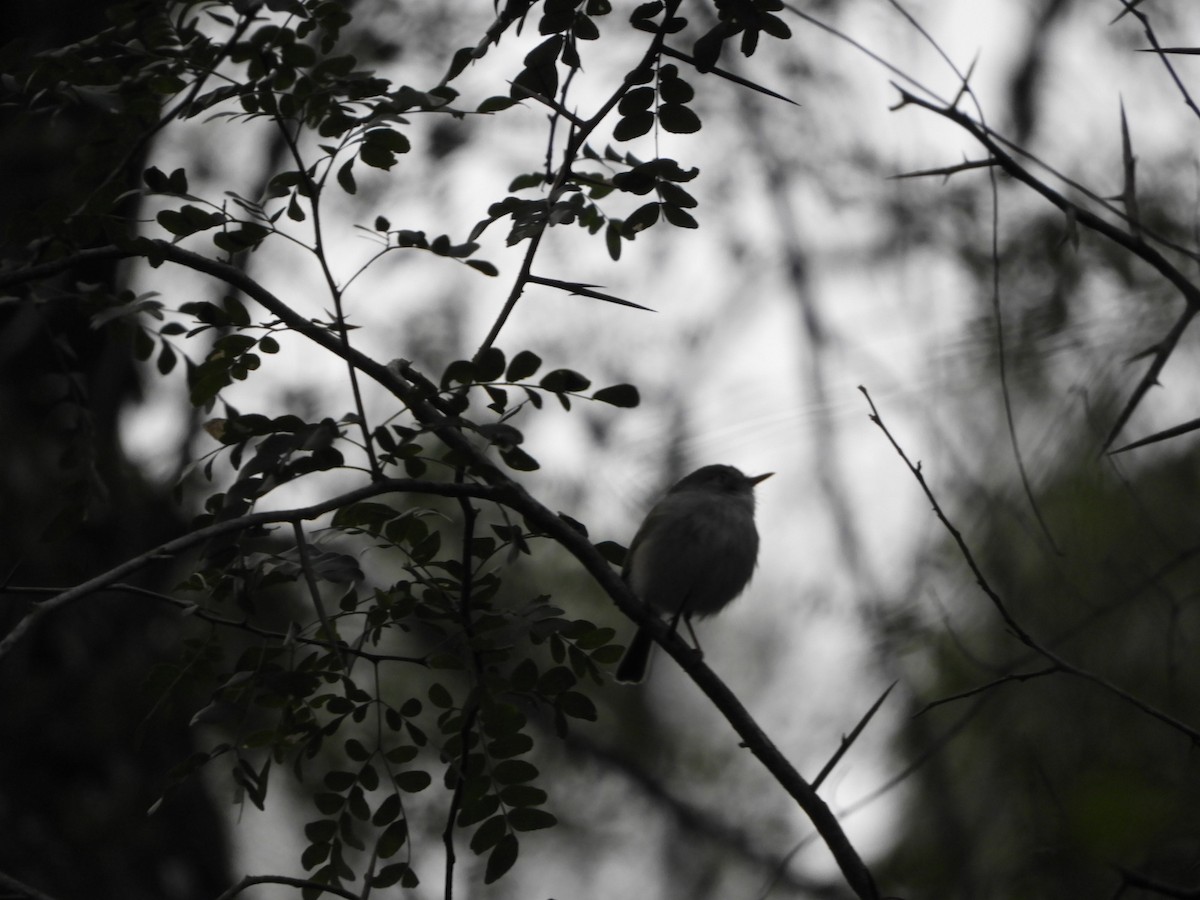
[{"left": 749, "top": 472, "right": 773, "bottom": 486}]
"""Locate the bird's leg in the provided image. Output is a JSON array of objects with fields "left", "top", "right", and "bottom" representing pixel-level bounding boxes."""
[
  {"left": 667, "top": 603, "right": 704, "bottom": 660},
  {"left": 683, "top": 615, "right": 704, "bottom": 658}
]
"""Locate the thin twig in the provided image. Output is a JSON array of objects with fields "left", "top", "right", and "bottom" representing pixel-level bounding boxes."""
[
  {"left": 811, "top": 681, "right": 897, "bottom": 791},
  {"left": 888, "top": 87, "right": 1200, "bottom": 450},
  {"left": 1109, "top": 415, "right": 1200, "bottom": 454},
  {"left": 212, "top": 874, "right": 359, "bottom": 900},
  {"left": 860, "top": 385, "right": 1200, "bottom": 746},
  {"left": 291, "top": 521, "right": 349, "bottom": 673},
  {"left": 0, "top": 870, "right": 61, "bottom": 900},
  {"left": 1117, "top": 867, "right": 1200, "bottom": 899},
  {"left": 2, "top": 583, "right": 425, "bottom": 665},
  {"left": 526, "top": 274, "right": 653, "bottom": 310},
  {"left": 913, "top": 666, "right": 1061, "bottom": 717},
  {"left": 1118, "top": 0, "right": 1200, "bottom": 123},
  {"left": 443, "top": 480, "right": 483, "bottom": 900},
  {"left": 887, "top": 158, "right": 997, "bottom": 180},
  {"left": 0, "top": 477, "right": 515, "bottom": 662}
]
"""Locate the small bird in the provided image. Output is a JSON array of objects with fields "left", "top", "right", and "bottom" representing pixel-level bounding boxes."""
[{"left": 615, "top": 464, "right": 772, "bottom": 683}]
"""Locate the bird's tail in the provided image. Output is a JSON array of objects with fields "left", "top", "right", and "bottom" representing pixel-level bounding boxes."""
[{"left": 615, "top": 626, "right": 654, "bottom": 683}]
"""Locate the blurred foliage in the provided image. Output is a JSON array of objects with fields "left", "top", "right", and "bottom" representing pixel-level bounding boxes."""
[{"left": 883, "top": 438, "right": 1200, "bottom": 898}]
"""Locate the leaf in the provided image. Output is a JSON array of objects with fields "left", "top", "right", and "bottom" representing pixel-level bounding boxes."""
[
  {"left": 759, "top": 13, "right": 791, "bottom": 39},
  {"left": 574, "top": 625, "right": 617, "bottom": 651},
  {"left": 662, "top": 204, "right": 698, "bottom": 228},
  {"left": 605, "top": 221, "right": 622, "bottom": 260},
  {"left": 361, "top": 129, "right": 409, "bottom": 169},
  {"left": 457, "top": 793, "right": 501, "bottom": 828},
  {"left": 300, "top": 841, "right": 330, "bottom": 871},
  {"left": 213, "top": 223, "right": 271, "bottom": 253},
  {"left": 591, "top": 644, "right": 624, "bottom": 665},
  {"left": 358, "top": 763, "right": 380, "bottom": 791},
  {"left": 470, "top": 815, "right": 507, "bottom": 854},
  {"left": 493, "top": 759, "right": 538, "bottom": 785},
  {"left": 156, "top": 341, "right": 177, "bottom": 375},
  {"left": 143, "top": 166, "right": 169, "bottom": 192},
  {"left": 558, "top": 690, "right": 597, "bottom": 721},
  {"left": 500, "top": 446, "right": 540, "bottom": 472},
  {"left": 506, "top": 350, "right": 542, "bottom": 381},
  {"left": 484, "top": 385, "right": 508, "bottom": 413},
  {"left": 428, "top": 682, "right": 453, "bottom": 708},
  {"left": 395, "top": 769, "right": 432, "bottom": 793},
  {"left": 376, "top": 819, "right": 409, "bottom": 858},
  {"left": 618, "top": 86, "right": 655, "bottom": 114},
  {"left": 444, "top": 45, "right": 474, "bottom": 81},
  {"left": 658, "top": 180, "right": 697, "bottom": 208},
  {"left": 337, "top": 159, "right": 357, "bottom": 194},
  {"left": 441, "top": 358, "right": 477, "bottom": 389},
  {"left": 484, "top": 834, "right": 519, "bottom": 884},
  {"left": 536, "top": 665, "right": 575, "bottom": 695},
  {"left": 509, "top": 807, "right": 557, "bottom": 832},
  {"left": 373, "top": 792, "right": 401, "bottom": 826},
  {"left": 487, "top": 732, "right": 535, "bottom": 759},
  {"left": 624, "top": 202, "right": 660, "bottom": 235},
  {"left": 658, "top": 74, "right": 694, "bottom": 104},
  {"left": 475, "top": 346, "right": 506, "bottom": 382},
  {"left": 658, "top": 103, "right": 701, "bottom": 134},
  {"left": 540, "top": 369, "right": 592, "bottom": 393},
  {"left": 592, "top": 383, "right": 639, "bottom": 407},
  {"left": 510, "top": 35, "right": 563, "bottom": 100},
  {"left": 613, "top": 110, "right": 654, "bottom": 141},
  {"left": 157, "top": 205, "right": 226, "bottom": 237},
  {"left": 499, "top": 784, "right": 547, "bottom": 808},
  {"left": 693, "top": 22, "right": 734, "bottom": 72},
  {"left": 368, "top": 128, "right": 412, "bottom": 152},
  {"left": 325, "top": 770, "right": 356, "bottom": 791},
  {"left": 332, "top": 501, "right": 396, "bottom": 533},
  {"left": 506, "top": 660, "right": 538, "bottom": 696},
  {"left": 478, "top": 95, "right": 518, "bottom": 113},
  {"left": 370, "top": 862, "right": 412, "bottom": 888},
  {"left": 509, "top": 172, "right": 546, "bottom": 191},
  {"left": 467, "top": 259, "right": 499, "bottom": 276},
  {"left": 305, "top": 819, "right": 338, "bottom": 843}
]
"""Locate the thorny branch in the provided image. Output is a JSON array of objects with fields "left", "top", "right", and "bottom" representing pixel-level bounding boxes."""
[{"left": 889, "top": 87, "right": 1200, "bottom": 450}]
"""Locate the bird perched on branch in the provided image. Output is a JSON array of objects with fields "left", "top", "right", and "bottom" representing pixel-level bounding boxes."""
[{"left": 615, "top": 464, "right": 771, "bottom": 683}]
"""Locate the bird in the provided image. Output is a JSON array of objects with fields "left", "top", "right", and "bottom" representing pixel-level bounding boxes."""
[{"left": 615, "top": 464, "right": 771, "bottom": 683}]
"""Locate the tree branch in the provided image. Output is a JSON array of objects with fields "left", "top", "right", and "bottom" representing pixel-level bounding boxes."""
[
  {"left": 860, "top": 385, "right": 1200, "bottom": 746},
  {"left": 889, "top": 87, "right": 1200, "bottom": 450},
  {"left": 0, "top": 870, "right": 61, "bottom": 900},
  {"left": 213, "top": 874, "right": 359, "bottom": 900},
  {"left": 3, "top": 242, "right": 881, "bottom": 899},
  {"left": 0, "top": 477, "right": 513, "bottom": 662}
]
